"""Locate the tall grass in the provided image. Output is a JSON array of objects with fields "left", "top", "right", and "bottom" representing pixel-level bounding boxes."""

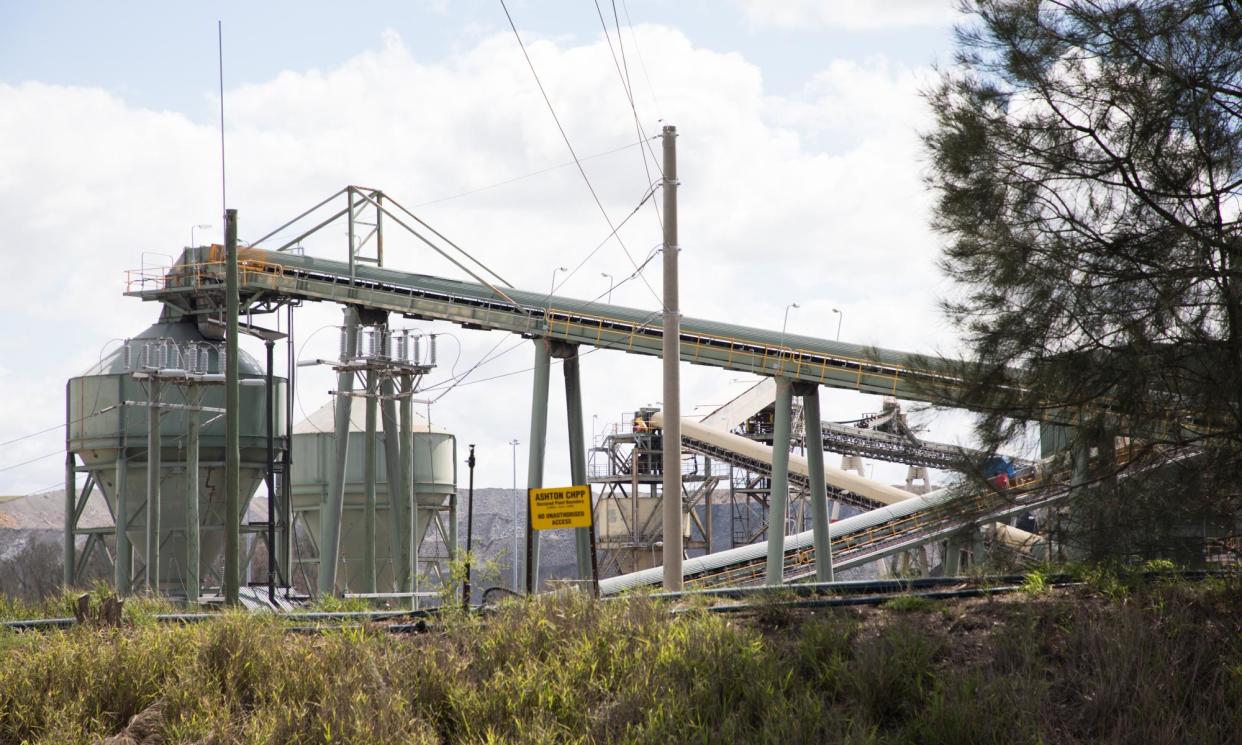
[{"left": 0, "top": 578, "right": 1239, "bottom": 743}]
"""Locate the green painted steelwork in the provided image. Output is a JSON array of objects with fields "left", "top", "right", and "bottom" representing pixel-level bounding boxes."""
[{"left": 129, "top": 246, "right": 970, "bottom": 407}]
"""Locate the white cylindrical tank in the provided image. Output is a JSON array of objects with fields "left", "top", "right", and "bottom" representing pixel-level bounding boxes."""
[{"left": 290, "top": 400, "right": 456, "bottom": 593}]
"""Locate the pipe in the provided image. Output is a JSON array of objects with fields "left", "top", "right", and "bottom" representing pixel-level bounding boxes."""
[{"left": 649, "top": 411, "right": 914, "bottom": 506}]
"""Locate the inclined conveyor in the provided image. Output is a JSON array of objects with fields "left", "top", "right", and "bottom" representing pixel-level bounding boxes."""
[{"left": 127, "top": 245, "right": 975, "bottom": 406}]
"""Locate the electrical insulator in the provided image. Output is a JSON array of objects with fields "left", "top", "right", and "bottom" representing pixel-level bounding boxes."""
[
  {"left": 428, "top": 334, "right": 437, "bottom": 366},
  {"left": 338, "top": 325, "right": 349, "bottom": 361},
  {"left": 412, "top": 334, "right": 421, "bottom": 365}
]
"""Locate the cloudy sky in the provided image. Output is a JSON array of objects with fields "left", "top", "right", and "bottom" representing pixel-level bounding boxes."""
[{"left": 0, "top": 0, "right": 983, "bottom": 494}]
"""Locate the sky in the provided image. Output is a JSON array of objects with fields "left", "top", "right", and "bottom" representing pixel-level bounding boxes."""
[{"left": 0, "top": 0, "right": 990, "bottom": 495}]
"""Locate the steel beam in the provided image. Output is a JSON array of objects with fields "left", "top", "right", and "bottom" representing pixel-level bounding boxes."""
[
  {"left": 766, "top": 377, "right": 793, "bottom": 585},
  {"left": 526, "top": 339, "right": 551, "bottom": 592}
]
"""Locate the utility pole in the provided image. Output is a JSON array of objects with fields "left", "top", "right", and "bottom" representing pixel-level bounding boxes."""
[
  {"left": 509, "top": 438, "right": 520, "bottom": 590},
  {"left": 265, "top": 339, "right": 277, "bottom": 604},
  {"left": 224, "top": 207, "right": 240, "bottom": 605},
  {"left": 462, "top": 444, "right": 476, "bottom": 608},
  {"left": 661, "top": 124, "right": 683, "bottom": 591}
]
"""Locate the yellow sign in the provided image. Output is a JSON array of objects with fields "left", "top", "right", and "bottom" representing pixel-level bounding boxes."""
[{"left": 529, "top": 485, "right": 593, "bottom": 530}]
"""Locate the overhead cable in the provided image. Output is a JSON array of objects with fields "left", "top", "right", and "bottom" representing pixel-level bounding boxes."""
[{"left": 498, "top": 0, "right": 663, "bottom": 306}]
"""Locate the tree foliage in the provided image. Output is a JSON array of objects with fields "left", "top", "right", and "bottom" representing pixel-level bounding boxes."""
[{"left": 925, "top": 0, "right": 1242, "bottom": 559}]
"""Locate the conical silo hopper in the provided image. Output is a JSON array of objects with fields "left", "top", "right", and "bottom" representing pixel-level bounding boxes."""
[
  {"left": 67, "top": 319, "right": 287, "bottom": 595},
  {"left": 290, "top": 400, "right": 456, "bottom": 594}
]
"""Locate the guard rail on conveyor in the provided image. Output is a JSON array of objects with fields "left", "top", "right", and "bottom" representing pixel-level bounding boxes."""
[{"left": 128, "top": 246, "right": 976, "bottom": 406}]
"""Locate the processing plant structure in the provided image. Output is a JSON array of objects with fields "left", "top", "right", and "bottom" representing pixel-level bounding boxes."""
[{"left": 59, "top": 182, "right": 1239, "bottom": 607}]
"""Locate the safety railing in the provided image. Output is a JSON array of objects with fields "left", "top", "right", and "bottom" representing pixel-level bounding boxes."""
[{"left": 125, "top": 259, "right": 288, "bottom": 295}]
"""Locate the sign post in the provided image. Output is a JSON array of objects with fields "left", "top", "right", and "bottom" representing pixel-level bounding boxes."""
[{"left": 527, "top": 485, "right": 597, "bottom": 596}]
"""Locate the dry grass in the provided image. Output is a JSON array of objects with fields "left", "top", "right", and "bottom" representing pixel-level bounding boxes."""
[{"left": 0, "top": 577, "right": 1239, "bottom": 744}]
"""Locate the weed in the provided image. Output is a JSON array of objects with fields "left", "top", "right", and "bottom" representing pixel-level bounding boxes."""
[
  {"left": 1020, "top": 569, "right": 1049, "bottom": 595},
  {"left": 882, "top": 594, "right": 935, "bottom": 612}
]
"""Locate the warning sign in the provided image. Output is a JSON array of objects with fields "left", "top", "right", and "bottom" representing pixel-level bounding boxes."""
[{"left": 529, "top": 485, "right": 593, "bottom": 531}]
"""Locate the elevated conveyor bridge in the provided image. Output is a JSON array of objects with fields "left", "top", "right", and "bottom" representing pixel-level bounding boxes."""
[{"left": 128, "top": 245, "right": 970, "bottom": 406}]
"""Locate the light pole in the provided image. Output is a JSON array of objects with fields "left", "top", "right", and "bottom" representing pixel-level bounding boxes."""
[
  {"left": 782, "top": 303, "right": 800, "bottom": 336},
  {"left": 601, "top": 272, "right": 615, "bottom": 304},
  {"left": 191, "top": 224, "right": 213, "bottom": 247},
  {"left": 832, "top": 308, "right": 843, "bottom": 341},
  {"left": 550, "top": 266, "right": 568, "bottom": 297},
  {"left": 509, "top": 438, "right": 520, "bottom": 590},
  {"left": 780, "top": 303, "right": 800, "bottom": 356}
]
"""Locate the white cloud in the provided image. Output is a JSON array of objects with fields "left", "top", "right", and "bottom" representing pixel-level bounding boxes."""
[
  {"left": 735, "top": 0, "right": 959, "bottom": 30},
  {"left": 0, "top": 25, "right": 961, "bottom": 494}
]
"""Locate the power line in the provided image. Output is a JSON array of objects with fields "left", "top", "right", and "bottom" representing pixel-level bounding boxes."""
[
  {"left": 595, "top": 0, "right": 666, "bottom": 213},
  {"left": 0, "top": 422, "right": 66, "bottom": 449},
  {"left": 498, "top": 0, "right": 662, "bottom": 306},
  {"left": 424, "top": 182, "right": 663, "bottom": 402},
  {"left": 619, "top": 0, "right": 664, "bottom": 120},
  {"left": 0, "top": 449, "right": 63, "bottom": 473}
]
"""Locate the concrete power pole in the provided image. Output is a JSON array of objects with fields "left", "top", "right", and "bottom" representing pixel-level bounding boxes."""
[
  {"left": 661, "top": 125, "right": 684, "bottom": 591},
  {"left": 224, "top": 208, "right": 240, "bottom": 605}
]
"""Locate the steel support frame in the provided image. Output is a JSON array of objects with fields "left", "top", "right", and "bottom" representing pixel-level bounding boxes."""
[{"left": 320, "top": 305, "right": 359, "bottom": 596}]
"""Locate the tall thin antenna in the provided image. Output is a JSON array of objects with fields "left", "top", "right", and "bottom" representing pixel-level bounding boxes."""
[{"left": 218, "top": 20, "right": 227, "bottom": 215}]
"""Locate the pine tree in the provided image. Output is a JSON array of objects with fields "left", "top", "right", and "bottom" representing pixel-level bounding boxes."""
[{"left": 925, "top": 0, "right": 1242, "bottom": 560}]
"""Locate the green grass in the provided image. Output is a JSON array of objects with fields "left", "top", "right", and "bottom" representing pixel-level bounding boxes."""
[
  {"left": 881, "top": 594, "right": 935, "bottom": 612},
  {"left": 0, "top": 576, "right": 1239, "bottom": 743}
]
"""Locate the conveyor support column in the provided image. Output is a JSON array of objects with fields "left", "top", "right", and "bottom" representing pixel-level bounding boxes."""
[
  {"left": 320, "top": 306, "right": 359, "bottom": 596},
  {"left": 526, "top": 339, "right": 551, "bottom": 592},
  {"left": 363, "top": 368, "right": 378, "bottom": 593},
  {"left": 765, "top": 377, "right": 793, "bottom": 584},
  {"left": 381, "top": 375, "right": 406, "bottom": 592},
  {"left": 797, "top": 383, "right": 834, "bottom": 582},
  {"left": 562, "top": 347, "right": 592, "bottom": 581}
]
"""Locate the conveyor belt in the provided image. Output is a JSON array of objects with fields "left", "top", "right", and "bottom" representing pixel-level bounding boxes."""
[{"left": 128, "top": 246, "right": 977, "bottom": 406}]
